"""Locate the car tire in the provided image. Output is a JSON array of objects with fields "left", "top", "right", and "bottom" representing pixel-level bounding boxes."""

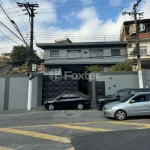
[
  {"left": 114, "top": 110, "right": 127, "bottom": 120},
  {"left": 77, "top": 103, "right": 84, "bottom": 110},
  {"left": 99, "top": 106, "right": 103, "bottom": 110},
  {"left": 48, "top": 104, "right": 54, "bottom": 111}
]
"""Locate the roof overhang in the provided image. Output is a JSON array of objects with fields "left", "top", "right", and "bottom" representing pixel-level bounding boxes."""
[{"left": 36, "top": 41, "right": 127, "bottom": 50}]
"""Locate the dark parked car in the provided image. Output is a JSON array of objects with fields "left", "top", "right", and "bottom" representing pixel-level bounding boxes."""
[
  {"left": 44, "top": 92, "right": 91, "bottom": 111},
  {"left": 96, "top": 88, "right": 150, "bottom": 110}
]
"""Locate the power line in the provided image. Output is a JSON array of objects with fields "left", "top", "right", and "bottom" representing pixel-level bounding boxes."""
[
  {"left": 1, "top": 2, "right": 29, "bottom": 45},
  {"left": 9, "top": 0, "right": 29, "bottom": 29},
  {"left": 0, "top": 28, "right": 19, "bottom": 45}
]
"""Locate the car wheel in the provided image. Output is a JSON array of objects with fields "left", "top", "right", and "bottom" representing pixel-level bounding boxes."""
[
  {"left": 99, "top": 106, "right": 103, "bottom": 110},
  {"left": 115, "top": 110, "right": 127, "bottom": 120},
  {"left": 77, "top": 103, "right": 84, "bottom": 110},
  {"left": 48, "top": 104, "right": 54, "bottom": 111}
]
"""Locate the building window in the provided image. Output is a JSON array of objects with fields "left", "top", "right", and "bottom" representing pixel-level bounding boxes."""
[
  {"left": 50, "top": 50, "right": 59, "bottom": 57},
  {"left": 89, "top": 50, "right": 104, "bottom": 58},
  {"left": 111, "top": 49, "right": 120, "bottom": 56},
  {"left": 67, "top": 50, "right": 81, "bottom": 58},
  {"left": 140, "top": 46, "right": 147, "bottom": 56}
]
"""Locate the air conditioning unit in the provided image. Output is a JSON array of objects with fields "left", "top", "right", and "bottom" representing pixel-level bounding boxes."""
[
  {"left": 83, "top": 50, "right": 88, "bottom": 53},
  {"left": 128, "top": 43, "right": 132, "bottom": 48}
]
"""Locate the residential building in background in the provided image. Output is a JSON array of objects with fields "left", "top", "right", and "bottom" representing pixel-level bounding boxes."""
[
  {"left": 55, "top": 38, "right": 72, "bottom": 43},
  {"left": 1, "top": 53, "right": 11, "bottom": 62},
  {"left": 40, "top": 51, "right": 44, "bottom": 59},
  {"left": 120, "top": 19, "right": 150, "bottom": 70}
]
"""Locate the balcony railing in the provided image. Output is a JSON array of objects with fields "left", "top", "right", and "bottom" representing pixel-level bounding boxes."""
[{"left": 126, "top": 33, "right": 150, "bottom": 40}]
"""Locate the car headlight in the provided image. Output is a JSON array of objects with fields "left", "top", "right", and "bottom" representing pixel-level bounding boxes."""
[{"left": 106, "top": 106, "right": 113, "bottom": 110}]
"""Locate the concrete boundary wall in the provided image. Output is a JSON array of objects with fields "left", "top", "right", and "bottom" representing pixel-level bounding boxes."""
[
  {"left": 89, "top": 71, "right": 139, "bottom": 103},
  {"left": 0, "top": 77, "right": 5, "bottom": 111},
  {"left": 0, "top": 74, "right": 43, "bottom": 111}
]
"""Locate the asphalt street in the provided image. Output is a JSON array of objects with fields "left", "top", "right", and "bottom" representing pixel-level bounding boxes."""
[
  {"left": 71, "top": 129, "right": 150, "bottom": 150},
  {"left": 0, "top": 106, "right": 150, "bottom": 150}
]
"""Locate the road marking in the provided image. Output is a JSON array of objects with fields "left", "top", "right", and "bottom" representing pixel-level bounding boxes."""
[
  {"left": 51, "top": 124, "right": 112, "bottom": 132},
  {"left": 71, "top": 122, "right": 101, "bottom": 125},
  {"left": 107, "top": 121, "right": 150, "bottom": 129},
  {"left": 12, "top": 122, "right": 102, "bottom": 129},
  {"left": 14, "top": 124, "right": 51, "bottom": 129},
  {"left": 0, "top": 146, "right": 14, "bottom": 150},
  {"left": 0, "top": 128, "right": 71, "bottom": 144},
  {"left": 66, "top": 147, "right": 75, "bottom": 150}
]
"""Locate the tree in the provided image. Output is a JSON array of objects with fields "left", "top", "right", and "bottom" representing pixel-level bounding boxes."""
[
  {"left": 108, "top": 63, "right": 132, "bottom": 72},
  {"left": 85, "top": 65, "right": 103, "bottom": 73},
  {"left": 11, "top": 45, "right": 29, "bottom": 61},
  {"left": 11, "top": 45, "right": 40, "bottom": 65}
]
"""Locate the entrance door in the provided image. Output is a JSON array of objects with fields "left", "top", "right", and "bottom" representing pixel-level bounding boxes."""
[{"left": 79, "top": 79, "right": 88, "bottom": 95}]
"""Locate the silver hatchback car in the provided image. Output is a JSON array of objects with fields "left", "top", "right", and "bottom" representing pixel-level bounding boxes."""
[{"left": 103, "top": 92, "right": 150, "bottom": 120}]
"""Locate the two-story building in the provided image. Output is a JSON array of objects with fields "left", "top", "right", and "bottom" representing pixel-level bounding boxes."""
[
  {"left": 37, "top": 41, "right": 127, "bottom": 75},
  {"left": 120, "top": 19, "right": 150, "bottom": 70}
]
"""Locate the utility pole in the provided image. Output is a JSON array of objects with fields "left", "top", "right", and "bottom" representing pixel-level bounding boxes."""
[
  {"left": 17, "top": 2, "right": 39, "bottom": 110},
  {"left": 122, "top": 0, "right": 144, "bottom": 88}
]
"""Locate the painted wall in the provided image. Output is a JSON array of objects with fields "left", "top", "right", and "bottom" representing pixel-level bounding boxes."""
[
  {"left": 0, "top": 77, "right": 5, "bottom": 111},
  {"left": 128, "top": 41, "right": 150, "bottom": 59},
  {"left": 90, "top": 72, "right": 139, "bottom": 95},
  {"left": 143, "top": 69, "right": 150, "bottom": 88},
  {"left": 0, "top": 74, "right": 43, "bottom": 111},
  {"left": 44, "top": 47, "right": 127, "bottom": 65}
]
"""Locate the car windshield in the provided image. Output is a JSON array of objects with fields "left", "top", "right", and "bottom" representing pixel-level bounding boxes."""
[
  {"left": 112, "top": 90, "right": 120, "bottom": 97},
  {"left": 119, "top": 94, "right": 134, "bottom": 102},
  {"left": 55, "top": 93, "right": 63, "bottom": 99},
  {"left": 78, "top": 92, "right": 87, "bottom": 97}
]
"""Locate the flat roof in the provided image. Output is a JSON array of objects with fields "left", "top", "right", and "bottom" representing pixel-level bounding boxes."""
[
  {"left": 36, "top": 41, "right": 127, "bottom": 50},
  {"left": 123, "top": 18, "right": 150, "bottom": 25}
]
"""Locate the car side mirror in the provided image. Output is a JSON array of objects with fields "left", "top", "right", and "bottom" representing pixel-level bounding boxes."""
[
  {"left": 56, "top": 98, "right": 60, "bottom": 101},
  {"left": 116, "top": 95, "right": 120, "bottom": 99},
  {"left": 130, "top": 100, "right": 135, "bottom": 103}
]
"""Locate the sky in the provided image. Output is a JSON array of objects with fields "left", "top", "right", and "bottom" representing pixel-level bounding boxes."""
[{"left": 0, "top": 0, "right": 150, "bottom": 56}]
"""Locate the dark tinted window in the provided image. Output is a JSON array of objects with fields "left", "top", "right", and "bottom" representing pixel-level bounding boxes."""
[
  {"left": 118, "top": 90, "right": 130, "bottom": 97},
  {"left": 59, "top": 94, "right": 69, "bottom": 100},
  {"left": 133, "top": 89, "right": 150, "bottom": 92},
  {"left": 132, "top": 94, "right": 148, "bottom": 102},
  {"left": 119, "top": 94, "right": 134, "bottom": 102},
  {"left": 69, "top": 94, "right": 79, "bottom": 99},
  {"left": 148, "top": 94, "right": 150, "bottom": 101},
  {"left": 78, "top": 92, "right": 87, "bottom": 97}
]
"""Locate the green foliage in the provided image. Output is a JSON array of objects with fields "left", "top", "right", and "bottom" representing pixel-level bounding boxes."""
[
  {"left": 108, "top": 63, "right": 132, "bottom": 72},
  {"left": 0, "top": 60, "right": 6, "bottom": 67},
  {"left": 11, "top": 45, "right": 39, "bottom": 61},
  {"left": 130, "top": 47, "right": 138, "bottom": 57},
  {"left": 85, "top": 65, "right": 103, "bottom": 73},
  {"left": 130, "top": 46, "right": 140, "bottom": 57},
  {"left": 19, "top": 61, "right": 28, "bottom": 71}
]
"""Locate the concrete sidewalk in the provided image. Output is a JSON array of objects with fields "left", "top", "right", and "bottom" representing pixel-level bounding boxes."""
[{"left": 0, "top": 105, "right": 98, "bottom": 115}]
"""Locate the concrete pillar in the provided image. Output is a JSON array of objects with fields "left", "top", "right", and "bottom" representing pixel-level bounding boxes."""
[{"left": 91, "top": 79, "right": 96, "bottom": 105}]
